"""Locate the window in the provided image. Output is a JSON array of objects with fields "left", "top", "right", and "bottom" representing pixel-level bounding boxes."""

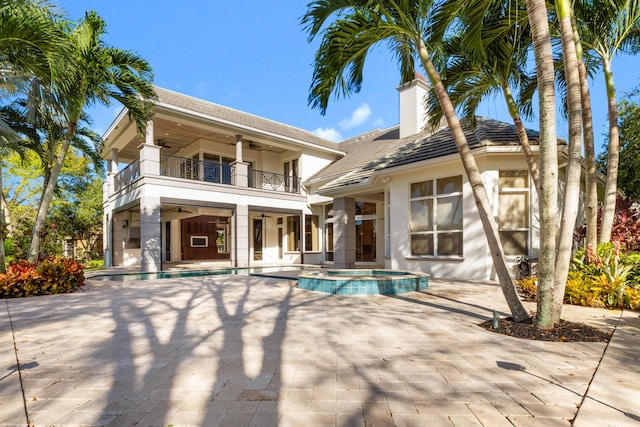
[
  {"left": 284, "top": 158, "right": 299, "bottom": 192},
  {"left": 325, "top": 204, "right": 334, "bottom": 261},
  {"left": 191, "top": 236, "right": 208, "bottom": 247},
  {"left": 304, "top": 215, "right": 319, "bottom": 251},
  {"left": 216, "top": 225, "right": 228, "bottom": 253},
  {"left": 409, "top": 176, "right": 463, "bottom": 256},
  {"left": 499, "top": 170, "right": 529, "bottom": 255},
  {"left": 287, "top": 216, "right": 300, "bottom": 251}
]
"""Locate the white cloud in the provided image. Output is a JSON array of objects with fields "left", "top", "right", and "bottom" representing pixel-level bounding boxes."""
[
  {"left": 339, "top": 103, "right": 372, "bottom": 130},
  {"left": 372, "top": 118, "right": 385, "bottom": 128},
  {"left": 312, "top": 127, "right": 342, "bottom": 142}
]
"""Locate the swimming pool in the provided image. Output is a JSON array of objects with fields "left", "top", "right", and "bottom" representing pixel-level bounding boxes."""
[{"left": 89, "top": 265, "right": 318, "bottom": 282}]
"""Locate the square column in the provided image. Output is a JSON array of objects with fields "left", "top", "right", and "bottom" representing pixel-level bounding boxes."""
[
  {"left": 140, "top": 195, "right": 161, "bottom": 272},
  {"left": 235, "top": 204, "right": 249, "bottom": 267},
  {"left": 333, "top": 197, "right": 356, "bottom": 268}
]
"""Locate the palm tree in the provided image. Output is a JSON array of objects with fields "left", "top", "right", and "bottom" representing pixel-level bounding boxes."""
[
  {"left": 303, "top": 0, "right": 530, "bottom": 322},
  {"left": 0, "top": 0, "right": 70, "bottom": 97},
  {"left": 524, "top": 0, "right": 559, "bottom": 329},
  {"left": 550, "top": 0, "right": 584, "bottom": 324},
  {"left": 26, "top": 10, "right": 156, "bottom": 263},
  {"left": 426, "top": 0, "right": 540, "bottom": 191},
  {"left": 575, "top": 0, "right": 640, "bottom": 244}
]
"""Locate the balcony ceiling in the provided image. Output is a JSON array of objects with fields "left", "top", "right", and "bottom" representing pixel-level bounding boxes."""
[{"left": 115, "top": 117, "right": 288, "bottom": 161}]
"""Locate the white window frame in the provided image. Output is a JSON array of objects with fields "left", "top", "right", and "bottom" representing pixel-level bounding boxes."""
[{"left": 409, "top": 175, "right": 464, "bottom": 257}]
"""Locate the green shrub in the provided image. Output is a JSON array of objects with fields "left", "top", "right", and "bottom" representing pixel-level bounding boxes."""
[
  {"left": 518, "top": 244, "right": 640, "bottom": 311},
  {"left": 0, "top": 257, "right": 84, "bottom": 298},
  {"left": 517, "top": 276, "right": 537, "bottom": 300},
  {"left": 85, "top": 259, "right": 104, "bottom": 270}
]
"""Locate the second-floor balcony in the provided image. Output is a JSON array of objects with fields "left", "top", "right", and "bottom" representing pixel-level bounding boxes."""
[{"left": 112, "top": 154, "right": 302, "bottom": 195}]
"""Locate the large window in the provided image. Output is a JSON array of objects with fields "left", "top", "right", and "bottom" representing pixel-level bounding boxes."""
[
  {"left": 304, "top": 215, "right": 319, "bottom": 251},
  {"left": 499, "top": 170, "right": 529, "bottom": 255},
  {"left": 283, "top": 158, "right": 299, "bottom": 193},
  {"left": 410, "top": 176, "right": 463, "bottom": 256},
  {"left": 287, "top": 216, "right": 300, "bottom": 251},
  {"left": 325, "top": 204, "right": 334, "bottom": 261}
]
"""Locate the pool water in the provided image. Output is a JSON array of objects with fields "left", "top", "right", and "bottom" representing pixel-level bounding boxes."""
[
  {"left": 89, "top": 266, "right": 317, "bottom": 282},
  {"left": 297, "top": 269, "right": 429, "bottom": 295}
]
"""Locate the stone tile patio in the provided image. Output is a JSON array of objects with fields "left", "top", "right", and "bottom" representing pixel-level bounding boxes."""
[{"left": 1, "top": 274, "right": 638, "bottom": 426}]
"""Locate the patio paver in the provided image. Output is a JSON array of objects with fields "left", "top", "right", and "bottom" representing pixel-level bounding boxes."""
[{"left": 0, "top": 274, "right": 637, "bottom": 426}]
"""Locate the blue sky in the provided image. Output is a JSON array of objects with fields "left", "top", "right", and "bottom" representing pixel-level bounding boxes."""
[{"left": 60, "top": 1, "right": 640, "bottom": 155}]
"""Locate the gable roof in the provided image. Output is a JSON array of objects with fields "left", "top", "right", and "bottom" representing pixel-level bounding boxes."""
[
  {"left": 310, "top": 117, "right": 545, "bottom": 193},
  {"left": 154, "top": 86, "right": 341, "bottom": 153}
]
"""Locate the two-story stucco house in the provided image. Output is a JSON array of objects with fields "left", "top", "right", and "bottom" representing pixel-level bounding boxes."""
[{"left": 102, "top": 75, "right": 561, "bottom": 279}]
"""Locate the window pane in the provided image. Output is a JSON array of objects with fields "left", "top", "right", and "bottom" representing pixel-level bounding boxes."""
[
  {"left": 499, "top": 170, "right": 528, "bottom": 188},
  {"left": 355, "top": 202, "right": 377, "bottom": 215},
  {"left": 305, "top": 215, "right": 319, "bottom": 251},
  {"left": 437, "top": 195, "right": 463, "bottom": 230},
  {"left": 500, "top": 231, "right": 528, "bottom": 255},
  {"left": 499, "top": 194, "right": 529, "bottom": 228},
  {"left": 437, "top": 176, "right": 462, "bottom": 194},
  {"left": 437, "top": 232, "right": 463, "bottom": 256},
  {"left": 411, "top": 234, "right": 434, "bottom": 256},
  {"left": 411, "top": 181, "right": 433, "bottom": 198},
  {"left": 410, "top": 200, "right": 433, "bottom": 231},
  {"left": 287, "top": 216, "right": 300, "bottom": 251}
]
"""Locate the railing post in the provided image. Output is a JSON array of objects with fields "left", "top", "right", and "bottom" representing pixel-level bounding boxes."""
[
  {"left": 233, "top": 161, "right": 249, "bottom": 187},
  {"left": 139, "top": 143, "right": 161, "bottom": 176}
]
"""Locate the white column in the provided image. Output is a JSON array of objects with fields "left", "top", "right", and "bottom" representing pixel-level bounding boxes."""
[
  {"left": 232, "top": 135, "right": 248, "bottom": 187},
  {"left": 140, "top": 194, "right": 162, "bottom": 272},
  {"left": 235, "top": 135, "right": 243, "bottom": 163},
  {"left": 106, "top": 148, "right": 118, "bottom": 194},
  {"left": 333, "top": 197, "right": 356, "bottom": 268},
  {"left": 235, "top": 204, "right": 249, "bottom": 267}
]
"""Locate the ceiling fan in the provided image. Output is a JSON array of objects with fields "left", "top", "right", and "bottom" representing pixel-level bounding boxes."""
[
  {"left": 248, "top": 141, "right": 263, "bottom": 151},
  {"left": 156, "top": 139, "right": 172, "bottom": 149},
  {"left": 167, "top": 206, "right": 193, "bottom": 214}
]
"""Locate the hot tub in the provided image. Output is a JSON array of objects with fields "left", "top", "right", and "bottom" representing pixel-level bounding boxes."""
[{"left": 297, "top": 269, "right": 429, "bottom": 295}]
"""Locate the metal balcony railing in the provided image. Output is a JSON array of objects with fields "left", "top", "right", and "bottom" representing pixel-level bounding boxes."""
[
  {"left": 112, "top": 155, "right": 301, "bottom": 194},
  {"left": 161, "top": 155, "right": 233, "bottom": 185},
  {"left": 248, "top": 168, "right": 300, "bottom": 193},
  {"left": 113, "top": 159, "right": 140, "bottom": 192}
]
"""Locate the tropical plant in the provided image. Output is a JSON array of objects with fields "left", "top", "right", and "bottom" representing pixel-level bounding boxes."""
[
  {"left": 0, "top": 256, "right": 84, "bottom": 298},
  {"left": 575, "top": 195, "right": 640, "bottom": 252},
  {"left": 302, "top": 0, "right": 529, "bottom": 322},
  {"left": 26, "top": 10, "right": 156, "bottom": 263}
]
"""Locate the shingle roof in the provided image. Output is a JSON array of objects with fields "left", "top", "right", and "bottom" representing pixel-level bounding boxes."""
[
  {"left": 154, "top": 86, "right": 341, "bottom": 152},
  {"left": 311, "top": 117, "right": 545, "bottom": 193}
]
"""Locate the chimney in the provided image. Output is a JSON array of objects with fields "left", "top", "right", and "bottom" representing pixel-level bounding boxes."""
[{"left": 396, "top": 71, "right": 429, "bottom": 139}]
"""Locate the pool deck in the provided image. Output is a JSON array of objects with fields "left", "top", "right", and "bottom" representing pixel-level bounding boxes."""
[{"left": 1, "top": 273, "right": 639, "bottom": 426}]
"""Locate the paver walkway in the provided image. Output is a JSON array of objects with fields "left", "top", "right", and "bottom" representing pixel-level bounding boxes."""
[{"left": 0, "top": 275, "right": 637, "bottom": 426}]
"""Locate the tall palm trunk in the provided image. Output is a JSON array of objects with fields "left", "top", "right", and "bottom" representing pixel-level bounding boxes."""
[
  {"left": 573, "top": 16, "right": 598, "bottom": 251},
  {"left": 502, "top": 84, "right": 540, "bottom": 192},
  {"left": 418, "top": 41, "right": 529, "bottom": 323},
  {"left": 553, "top": 0, "right": 583, "bottom": 323},
  {"left": 0, "top": 159, "right": 6, "bottom": 273},
  {"left": 27, "top": 122, "right": 76, "bottom": 263},
  {"left": 599, "top": 58, "right": 619, "bottom": 243},
  {"left": 526, "top": 0, "right": 559, "bottom": 330}
]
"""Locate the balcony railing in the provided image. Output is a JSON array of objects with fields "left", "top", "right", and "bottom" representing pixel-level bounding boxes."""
[
  {"left": 248, "top": 168, "right": 300, "bottom": 193},
  {"left": 112, "top": 155, "right": 301, "bottom": 195},
  {"left": 161, "top": 155, "right": 234, "bottom": 185},
  {"left": 114, "top": 159, "right": 140, "bottom": 191}
]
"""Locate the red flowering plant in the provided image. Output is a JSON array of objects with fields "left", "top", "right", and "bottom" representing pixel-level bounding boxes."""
[
  {"left": 575, "top": 196, "right": 640, "bottom": 251},
  {"left": 0, "top": 257, "right": 84, "bottom": 298}
]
